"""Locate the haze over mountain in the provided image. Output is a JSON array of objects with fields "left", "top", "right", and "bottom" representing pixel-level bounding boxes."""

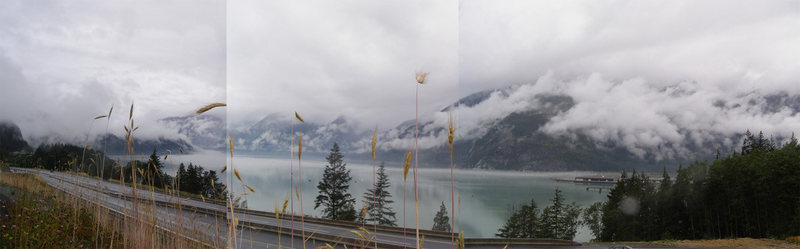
[
  {"left": 12, "top": 114, "right": 226, "bottom": 156},
  {"left": 230, "top": 73, "right": 800, "bottom": 171}
]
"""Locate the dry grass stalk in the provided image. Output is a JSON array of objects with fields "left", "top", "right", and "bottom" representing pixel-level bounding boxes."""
[
  {"left": 290, "top": 115, "right": 296, "bottom": 249},
  {"left": 412, "top": 71, "right": 427, "bottom": 249},
  {"left": 448, "top": 111, "right": 456, "bottom": 249}
]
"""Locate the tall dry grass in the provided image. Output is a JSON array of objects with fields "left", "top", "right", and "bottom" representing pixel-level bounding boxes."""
[
  {"left": 296, "top": 111, "right": 307, "bottom": 249},
  {"left": 413, "top": 71, "right": 427, "bottom": 249},
  {"left": 403, "top": 147, "right": 413, "bottom": 248},
  {"left": 448, "top": 111, "right": 456, "bottom": 249},
  {"left": 371, "top": 125, "right": 378, "bottom": 249}
]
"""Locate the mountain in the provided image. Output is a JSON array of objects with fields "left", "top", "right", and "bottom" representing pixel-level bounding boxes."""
[
  {"left": 369, "top": 93, "right": 676, "bottom": 171},
  {"left": 160, "top": 114, "right": 226, "bottom": 151},
  {"left": 230, "top": 83, "right": 800, "bottom": 171},
  {"left": 92, "top": 134, "right": 193, "bottom": 155},
  {"left": 233, "top": 114, "right": 368, "bottom": 156},
  {"left": 0, "top": 122, "right": 31, "bottom": 156}
]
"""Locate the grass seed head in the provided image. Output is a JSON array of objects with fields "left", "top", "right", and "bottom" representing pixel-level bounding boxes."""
[
  {"left": 415, "top": 72, "right": 428, "bottom": 84},
  {"left": 295, "top": 112, "right": 305, "bottom": 123},
  {"left": 282, "top": 196, "right": 289, "bottom": 214},
  {"left": 371, "top": 126, "right": 377, "bottom": 161},
  {"left": 234, "top": 168, "right": 242, "bottom": 182},
  {"left": 196, "top": 103, "right": 226, "bottom": 114},
  {"left": 448, "top": 112, "right": 455, "bottom": 151},
  {"left": 245, "top": 184, "right": 255, "bottom": 193},
  {"left": 403, "top": 149, "right": 412, "bottom": 181},
  {"left": 361, "top": 204, "right": 368, "bottom": 220},
  {"left": 229, "top": 136, "right": 234, "bottom": 157}
]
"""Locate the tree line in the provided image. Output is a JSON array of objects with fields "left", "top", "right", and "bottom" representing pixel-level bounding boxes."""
[
  {"left": 496, "top": 189, "right": 583, "bottom": 240},
  {"left": 584, "top": 130, "right": 800, "bottom": 241},
  {"left": 5, "top": 142, "right": 227, "bottom": 200}
]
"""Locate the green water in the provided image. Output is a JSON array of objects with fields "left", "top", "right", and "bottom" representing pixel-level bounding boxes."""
[{"left": 167, "top": 151, "right": 616, "bottom": 242}]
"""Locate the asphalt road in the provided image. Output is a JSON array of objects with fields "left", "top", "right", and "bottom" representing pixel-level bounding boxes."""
[
  {"left": 13, "top": 168, "right": 456, "bottom": 249},
  {"left": 11, "top": 168, "right": 700, "bottom": 249}
]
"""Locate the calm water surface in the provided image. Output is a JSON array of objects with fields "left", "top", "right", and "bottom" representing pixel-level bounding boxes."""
[{"left": 164, "top": 151, "right": 615, "bottom": 242}]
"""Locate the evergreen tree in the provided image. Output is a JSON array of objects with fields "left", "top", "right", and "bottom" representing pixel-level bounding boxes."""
[
  {"left": 742, "top": 130, "right": 755, "bottom": 155},
  {"left": 201, "top": 169, "right": 226, "bottom": 199},
  {"left": 655, "top": 166, "right": 673, "bottom": 238},
  {"left": 599, "top": 171, "right": 657, "bottom": 241},
  {"left": 583, "top": 202, "right": 603, "bottom": 240},
  {"left": 177, "top": 163, "right": 186, "bottom": 188},
  {"left": 315, "top": 143, "right": 357, "bottom": 221},
  {"left": 432, "top": 201, "right": 451, "bottom": 232},
  {"left": 496, "top": 205, "right": 523, "bottom": 238},
  {"left": 517, "top": 199, "right": 540, "bottom": 238},
  {"left": 360, "top": 162, "right": 397, "bottom": 226},
  {"left": 144, "top": 149, "right": 166, "bottom": 188},
  {"left": 497, "top": 199, "right": 540, "bottom": 238},
  {"left": 539, "top": 189, "right": 582, "bottom": 240}
]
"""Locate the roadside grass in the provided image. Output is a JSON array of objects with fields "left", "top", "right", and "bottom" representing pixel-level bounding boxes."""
[
  {"left": 0, "top": 173, "right": 121, "bottom": 248},
  {"left": 0, "top": 170, "right": 216, "bottom": 249}
]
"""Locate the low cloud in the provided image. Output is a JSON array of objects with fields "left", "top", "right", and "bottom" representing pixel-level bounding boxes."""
[{"left": 372, "top": 71, "right": 800, "bottom": 160}]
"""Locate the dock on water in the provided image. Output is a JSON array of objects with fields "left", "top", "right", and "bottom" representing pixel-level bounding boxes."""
[{"left": 553, "top": 175, "right": 669, "bottom": 184}]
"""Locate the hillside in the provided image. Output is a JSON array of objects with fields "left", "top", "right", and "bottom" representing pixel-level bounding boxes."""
[{"left": 0, "top": 122, "right": 30, "bottom": 156}]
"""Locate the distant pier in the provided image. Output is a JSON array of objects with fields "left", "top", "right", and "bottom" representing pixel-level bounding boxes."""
[{"left": 552, "top": 175, "right": 669, "bottom": 184}]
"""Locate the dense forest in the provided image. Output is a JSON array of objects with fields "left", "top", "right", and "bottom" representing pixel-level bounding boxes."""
[{"left": 584, "top": 130, "right": 800, "bottom": 241}]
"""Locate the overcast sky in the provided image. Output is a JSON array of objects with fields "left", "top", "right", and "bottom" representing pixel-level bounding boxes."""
[
  {"left": 227, "top": 0, "right": 459, "bottom": 129},
  {"left": 2, "top": 0, "right": 799, "bottom": 158},
  {"left": 460, "top": 0, "right": 800, "bottom": 92},
  {"left": 0, "top": 0, "right": 226, "bottom": 143}
]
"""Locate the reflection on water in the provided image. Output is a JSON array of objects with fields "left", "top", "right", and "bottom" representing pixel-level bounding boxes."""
[{"left": 163, "top": 151, "right": 613, "bottom": 242}]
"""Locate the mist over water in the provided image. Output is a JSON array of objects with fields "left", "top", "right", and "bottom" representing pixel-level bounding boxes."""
[{"left": 163, "top": 151, "right": 613, "bottom": 242}]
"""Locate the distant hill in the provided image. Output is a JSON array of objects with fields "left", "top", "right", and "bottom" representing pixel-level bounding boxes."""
[
  {"left": 92, "top": 134, "right": 193, "bottom": 155},
  {"left": 160, "top": 114, "right": 226, "bottom": 151},
  {"left": 0, "top": 122, "right": 30, "bottom": 156},
  {"left": 232, "top": 114, "right": 368, "bottom": 154}
]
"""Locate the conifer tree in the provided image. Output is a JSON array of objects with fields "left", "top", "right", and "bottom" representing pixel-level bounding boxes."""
[
  {"left": 360, "top": 162, "right": 397, "bottom": 226},
  {"left": 315, "top": 143, "right": 356, "bottom": 221},
  {"left": 539, "top": 189, "right": 581, "bottom": 240},
  {"left": 432, "top": 201, "right": 451, "bottom": 232}
]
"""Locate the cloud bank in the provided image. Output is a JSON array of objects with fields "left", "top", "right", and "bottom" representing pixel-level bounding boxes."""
[{"left": 372, "top": 71, "right": 800, "bottom": 160}]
